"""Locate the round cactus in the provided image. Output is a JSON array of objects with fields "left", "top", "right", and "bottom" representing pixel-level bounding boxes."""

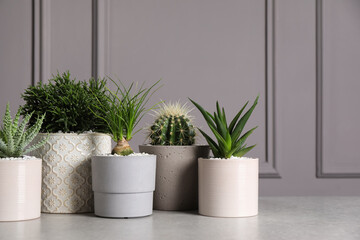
[{"left": 149, "top": 102, "right": 196, "bottom": 145}]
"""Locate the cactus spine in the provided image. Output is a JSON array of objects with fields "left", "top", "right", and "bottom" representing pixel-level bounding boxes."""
[{"left": 149, "top": 102, "right": 195, "bottom": 145}]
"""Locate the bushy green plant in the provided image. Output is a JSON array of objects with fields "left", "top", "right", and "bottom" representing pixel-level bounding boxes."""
[
  {"left": 189, "top": 96, "right": 258, "bottom": 159},
  {"left": 148, "top": 102, "right": 196, "bottom": 145},
  {"left": 90, "top": 78, "right": 161, "bottom": 155},
  {"left": 0, "top": 104, "right": 47, "bottom": 158},
  {"left": 21, "top": 71, "right": 109, "bottom": 133}
]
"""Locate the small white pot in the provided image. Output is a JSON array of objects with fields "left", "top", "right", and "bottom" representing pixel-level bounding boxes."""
[
  {"left": 198, "top": 157, "right": 259, "bottom": 217},
  {"left": 32, "top": 132, "right": 112, "bottom": 213},
  {"left": 0, "top": 157, "right": 42, "bottom": 221}
]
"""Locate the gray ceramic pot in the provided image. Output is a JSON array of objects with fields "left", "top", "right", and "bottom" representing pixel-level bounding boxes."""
[
  {"left": 91, "top": 154, "right": 156, "bottom": 218},
  {"left": 139, "top": 145, "right": 209, "bottom": 211}
]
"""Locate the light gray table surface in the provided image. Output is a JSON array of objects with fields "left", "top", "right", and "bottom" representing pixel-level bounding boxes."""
[{"left": 0, "top": 197, "right": 359, "bottom": 240}]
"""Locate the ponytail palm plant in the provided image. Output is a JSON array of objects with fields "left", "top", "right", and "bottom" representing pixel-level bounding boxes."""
[
  {"left": 90, "top": 78, "right": 161, "bottom": 155},
  {"left": 189, "top": 96, "right": 259, "bottom": 159}
]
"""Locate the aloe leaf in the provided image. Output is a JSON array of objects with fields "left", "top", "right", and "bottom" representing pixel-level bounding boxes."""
[
  {"left": 207, "top": 122, "right": 227, "bottom": 148},
  {"left": 229, "top": 101, "right": 248, "bottom": 133},
  {"left": 23, "top": 134, "right": 49, "bottom": 155},
  {"left": 214, "top": 112, "right": 227, "bottom": 139},
  {"left": 233, "top": 145, "right": 256, "bottom": 158},
  {"left": 188, "top": 98, "right": 216, "bottom": 129},
  {"left": 12, "top": 107, "right": 21, "bottom": 135},
  {"left": 235, "top": 126, "right": 258, "bottom": 147},
  {"left": 222, "top": 107, "right": 227, "bottom": 129},
  {"left": 198, "top": 128, "right": 220, "bottom": 157},
  {"left": 14, "top": 112, "right": 33, "bottom": 147},
  {"left": 231, "top": 96, "right": 259, "bottom": 142}
]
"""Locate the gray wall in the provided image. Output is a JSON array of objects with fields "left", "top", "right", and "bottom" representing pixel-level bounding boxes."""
[{"left": 1, "top": 0, "right": 359, "bottom": 195}]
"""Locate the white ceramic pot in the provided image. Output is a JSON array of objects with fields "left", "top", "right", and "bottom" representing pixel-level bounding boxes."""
[
  {"left": 139, "top": 145, "right": 210, "bottom": 210},
  {"left": 198, "top": 157, "right": 259, "bottom": 217},
  {"left": 92, "top": 154, "right": 156, "bottom": 218},
  {"left": 0, "top": 157, "right": 42, "bottom": 221},
  {"left": 31, "top": 133, "right": 112, "bottom": 213}
]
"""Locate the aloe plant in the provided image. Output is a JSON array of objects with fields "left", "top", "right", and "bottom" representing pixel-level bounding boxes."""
[
  {"left": 189, "top": 96, "right": 259, "bottom": 159},
  {"left": 0, "top": 104, "right": 47, "bottom": 158},
  {"left": 90, "top": 78, "right": 162, "bottom": 155}
]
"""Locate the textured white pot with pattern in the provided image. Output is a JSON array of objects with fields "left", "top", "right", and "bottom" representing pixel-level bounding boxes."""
[
  {"left": 198, "top": 157, "right": 259, "bottom": 218},
  {"left": 31, "top": 133, "right": 112, "bottom": 213},
  {"left": 0, "top": 157, "right": 42, "bottom": 221}
]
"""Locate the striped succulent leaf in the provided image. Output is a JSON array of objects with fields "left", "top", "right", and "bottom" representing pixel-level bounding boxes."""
[{"left": 0, "top": 104, "right": 47, "bottom": 158}]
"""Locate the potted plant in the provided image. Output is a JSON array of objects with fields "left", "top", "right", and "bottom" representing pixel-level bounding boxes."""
[
  {"left": 190, "top": 96, "right": 259, "bottom": 218},
  {"left": 0, "top": 104, "right": 47, "bottom": 221},
  {"left": 91, "top": 78, "right": 161, "bottom": 218},
  {"left": 21, "top": 71, "right": 112, "bottom": 213},
  {"left": 139, "top": 102, "right": 209, "bottom": 210}
]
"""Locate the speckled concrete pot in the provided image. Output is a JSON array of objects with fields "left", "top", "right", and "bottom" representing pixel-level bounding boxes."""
[
  {"left": 0, "top": 158, "right": 42, "bottom": 221},
  {"left": 139, "top": 145, "right": 210, "bottom": 210},
  {"left": 92, "top": 154, "right": 156, "bottom": 218},
  {"left": 31, "top": 133, "right": 112, "bottom": 213},
  {"left": 198, "top": 157, "right": 259, "bottom": 218}
]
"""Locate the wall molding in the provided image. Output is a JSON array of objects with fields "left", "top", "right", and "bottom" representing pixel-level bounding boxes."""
[
  {"left": 92, "top": 0, "right": 98, "bottom": 78},
  {"left": 97, "top": 0, "right": 110, "bottom": 77},
  {"left": 261, "top": 0, "right": 280, "bottom": 178},
  {"left": 96, "top": 0, "right": 280, "bottom": 178},
  {"left": 315, "top": 0, "right": 360, "bottom": 178}
]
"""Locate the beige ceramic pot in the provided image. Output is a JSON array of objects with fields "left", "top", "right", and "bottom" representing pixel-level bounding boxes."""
[
  {"left": 198, "top": 157, "right": 259, "bottom": 217},
  {"left": 0, "top": 158, "right": 42, "bottom": 221},
  {"left": 139, "top": 145, "right": 210, "bottom": 210},
  {"left": 31, "top": 133, "right": 111, "bottom": 213}
]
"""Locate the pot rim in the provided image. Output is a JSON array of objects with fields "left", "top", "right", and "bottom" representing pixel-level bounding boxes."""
[
  {"left": 139, "top": 144, "right": 209, "bottom": 148},
  {"left": 199, "top": 157, "right": 259, "bottom": 162},
  {"left": 37, "top": 132, "right": 110, "bottom": 136},
  {"left": 0, "top": 157, "right": 42, "bottom": 162},
  {"left": 92, "top": 154, "right": 156, "bottom": 159}
]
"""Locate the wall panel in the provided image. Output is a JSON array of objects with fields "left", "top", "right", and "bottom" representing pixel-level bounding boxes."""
[
  {"left": 0, "top": 1, "right": 33, "bottom": 114},
  {"left": 97, "top": 0, "right": 275, "bottom": 175},
  {"left": 317, "top": 0, "right": 360, "bottom": 177},
  {"left": 39, "top": 0, "right": 93, "bottom": 82}
]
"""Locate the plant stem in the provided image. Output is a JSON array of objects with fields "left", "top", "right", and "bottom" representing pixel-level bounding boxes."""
[{"left": 112, "top": 138, "right": 134, "bottom": 156}]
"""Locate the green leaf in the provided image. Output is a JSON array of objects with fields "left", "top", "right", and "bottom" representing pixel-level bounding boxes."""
[
  {"left": 214, "top": 112, "right": 227, "bottom": 139},
  {"left": 188, "top": 98, "right": 216, "bottom": 130},
  {"left": 229, "top": 101, "right": 249, "bottom": 133},
  {"left": 231, "top": 96, "right": 259, "bottom": 142},
  {"left": 190, "top": 96, "right": 259, "bottom": 159},
  {"left": 233, "top": 145, "right": 256, "bottom": 158},
  {"left": 198, "top": 128, "right": 220, "bottom": 157}
]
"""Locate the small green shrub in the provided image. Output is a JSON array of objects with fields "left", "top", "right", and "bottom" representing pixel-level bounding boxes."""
[
  {"left": 0, "top": 104, "right": 47, "bottom": 158},
  {"left": 190, "top": 96, "right": 258, "bottom": 159},
  {"left": 148, "top": 102, "right": 196, "bottom": 145},
  {"left": 21, "top": 71, "right": 109, "bottom": 133}
]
